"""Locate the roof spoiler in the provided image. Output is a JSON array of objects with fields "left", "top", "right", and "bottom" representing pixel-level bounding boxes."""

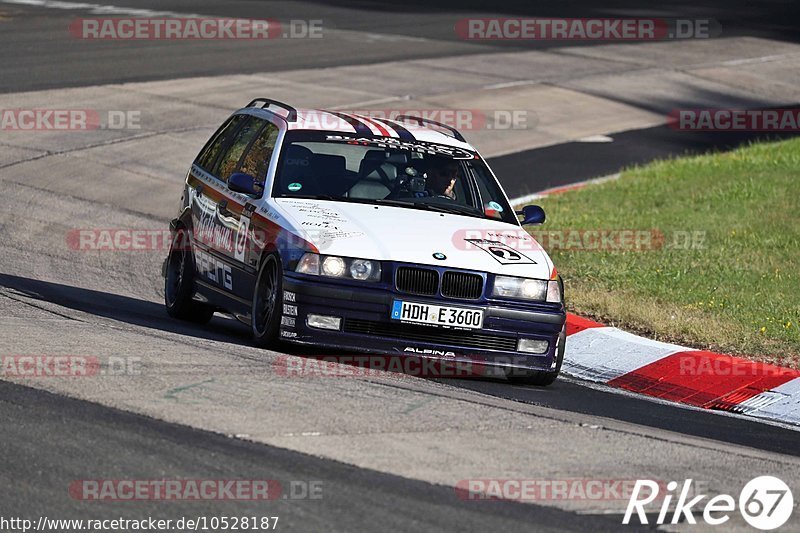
[
  {"left": 246, "top": 98, "right": 298, "bottom": 122},
  {"left": 392, "top": 114, "right": 466, "bottom": 142}
]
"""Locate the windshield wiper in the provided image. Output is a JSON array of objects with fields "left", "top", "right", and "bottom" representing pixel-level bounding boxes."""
[
  {"left": 373, "top": 197, "right": 485, "bottom": 217},
  {"left": 412, "top": 202, "right": 481, "bottom": 216},
  {"left": 370, "top": 198, "right": 418, "bottom": 208},
  {"left": 281, "top": 196, "right": 419, "bottom": 208},
  {"left": 279, "top": 195, "right": 484, "bottom": 218}
]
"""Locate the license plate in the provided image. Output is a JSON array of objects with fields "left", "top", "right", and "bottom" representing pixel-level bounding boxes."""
[{"left": 391, "top": 300, "right": 484, "bottom": 329}]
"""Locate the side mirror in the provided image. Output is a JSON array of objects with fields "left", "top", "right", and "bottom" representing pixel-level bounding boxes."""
[
  {"left": 228, "top": 172, "right": 263, "bottom": 196},
  {"left": 516, "top": 205, "right": 546, "bottom": 225}
]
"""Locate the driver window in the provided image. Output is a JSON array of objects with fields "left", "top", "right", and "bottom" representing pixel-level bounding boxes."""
[
  {"left": 239, "top": 121, "right": 280, "bottom": 185},
  {"left": 216, "top": 116, "right": 265, "bottom": 182},
  {"left": 196, "top": 114, "right": 244, "bottom": 175}
]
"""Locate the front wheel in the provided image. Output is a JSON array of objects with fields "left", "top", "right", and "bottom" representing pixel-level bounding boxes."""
[
  {"left": 504, "top": 325, "right": 566, "bottom": 387},
  {"left": 252, "top": 253, "right": 283, "bottom": 348},
  {"left": 164, "top": 229, "right": 215, "bottom": 324}
]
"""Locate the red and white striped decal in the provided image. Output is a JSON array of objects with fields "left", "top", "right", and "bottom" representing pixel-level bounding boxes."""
[
  {"left": 564, "top": 314, "right": 800, "bottom": 426},
  {"left": 354, "top": 114, "right": 396, "bottom": 137}
]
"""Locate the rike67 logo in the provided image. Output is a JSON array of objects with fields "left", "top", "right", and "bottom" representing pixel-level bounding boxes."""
[{"left": 624, "top": 476, "right": 793, "bottom": 530}]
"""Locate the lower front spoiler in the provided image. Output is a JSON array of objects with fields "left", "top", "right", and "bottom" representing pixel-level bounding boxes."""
[
  {"left": 279, "top": 276, "right": 567, "bottom": 376},
  {"left": 280, "top": 334, "right": 566, "bottom": 379}
]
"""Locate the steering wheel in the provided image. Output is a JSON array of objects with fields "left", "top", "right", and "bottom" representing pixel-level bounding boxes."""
[{"left": 431, "top": 192, "right": 457, "bottom": 201}]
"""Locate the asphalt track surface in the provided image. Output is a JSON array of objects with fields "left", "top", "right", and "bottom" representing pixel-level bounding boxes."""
[
  {"left": 2, "top": 0, "right": 800, "bottom": 93},
  {"left": 3, "top": 271, "right": 799, "bottom": 459},
  {"left": 0, "top": 380, "right": 635, "bottom": 532},
  {"left": 492, "top": 126, "right": 800, "bottom": 199},
  {"left": 1, "top": 1, "right": 800, "bottom": 531}
]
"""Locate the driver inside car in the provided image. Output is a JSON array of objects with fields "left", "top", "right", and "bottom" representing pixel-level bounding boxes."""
[
  {"left": 387, "top": 158, "right": 461, "bottom": 201},
  {"left": 421, "top": 160, "right": 459, "bottom": 200}
]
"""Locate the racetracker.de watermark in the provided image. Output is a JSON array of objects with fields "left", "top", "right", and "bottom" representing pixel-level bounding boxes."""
[
  {"left": 66, "top": 228, "right": 708, "bottom": 253},
  {"left": 318, "top": 109, "right": 534, "bottom": 131},
  {"left": 68, "top": 479, "right": 322, "bottom": 501},
  {"left": 677, "top": 354, "right": 800, "bottom": 377},
  {"left": 451, "top": 229, "right": 707, "bottom": 252},
  {"left": 69, "top": 18, "right": 322, "bottom": 39},
  {"left": 69, "top": 479, "right": 324, "bottom": 502},
  {"left": 668, "top": 108, "right": 800, "bottom": 131},
  {"left": 455, "top": 18, "right": 720, "bottom": 41},
  {"left": 274, "top": 354, "right": 490, "bottom": 379},
  {"left": 0, "top": 355, "right": 141, "bottom": 377},
  {"left": 455, "top": 479, "right": 669, "bottom": 502},
  {"left": 66, "top": 228, "right": 313, "bottom": 252},
  {"left": 0, "top": 109, "right": 141, "bottom": 131}
]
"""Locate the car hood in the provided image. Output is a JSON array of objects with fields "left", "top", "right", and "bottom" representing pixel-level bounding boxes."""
[{"left": 274, "top": 198, "right": 555, "bottom": 279}]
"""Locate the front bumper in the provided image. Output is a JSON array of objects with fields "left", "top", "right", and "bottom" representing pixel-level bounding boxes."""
[{"left": 279, "top": 273, "right": 566, "bottom": 372}]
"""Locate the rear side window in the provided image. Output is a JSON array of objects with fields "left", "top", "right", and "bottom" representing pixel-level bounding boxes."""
[
  {"left": 216, "top": 116, "right": 267, "bottom": 182},
  {"left": 239, "top": 122, "right": 280, "bottom": 183},
  {"left": 196, "top": 114, "right": 244, "bottom": 174}
]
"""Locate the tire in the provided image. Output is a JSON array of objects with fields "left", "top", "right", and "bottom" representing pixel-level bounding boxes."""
[
  {"left": 504, "top": 324, "right": 566, "bottom": 387},
  {"left": 164, "top": 228, "right": 215, "bottom": 324},
  {"left": 252, "top": 253, "right": 283, "bottom": 348}
]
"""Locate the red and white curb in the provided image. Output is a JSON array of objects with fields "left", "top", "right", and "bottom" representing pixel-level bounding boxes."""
[{"left": 564, "top": 314, "right": 800, "bottom": 427}]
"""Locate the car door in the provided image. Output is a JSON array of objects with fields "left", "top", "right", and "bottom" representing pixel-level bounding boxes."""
[
  {"left": 218, "top": 117, "right": 281, "bottom": 303},
  {"left": 188, "top": 114, "right": 265, "bottom": 306},
  {"left": 187, "top": 114, "right": 245, "bottom": 303}
]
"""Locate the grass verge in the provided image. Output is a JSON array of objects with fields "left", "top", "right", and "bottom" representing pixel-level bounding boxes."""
[{"left": 531, "top": 138, "right": 800, "bottom": 366}]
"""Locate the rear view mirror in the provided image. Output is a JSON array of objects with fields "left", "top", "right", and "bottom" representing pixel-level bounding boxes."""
[
  {"left": 516, "top": 205, "right": 546, "bottom": 225},
  {"left": 228, "top": 172, "right": 263, "bottom": 196}
]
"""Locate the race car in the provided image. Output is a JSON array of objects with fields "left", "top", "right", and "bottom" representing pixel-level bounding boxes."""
[{"left": 163, "top": 99, "right": 566, "bottom": 385}]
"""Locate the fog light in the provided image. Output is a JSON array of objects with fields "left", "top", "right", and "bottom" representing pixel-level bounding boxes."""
[
  {"left": 517, "top": 338, "right": 549, "bottom": 354},
  {"left": 307, "top": 314, "right": 341, "bottom": 331}
]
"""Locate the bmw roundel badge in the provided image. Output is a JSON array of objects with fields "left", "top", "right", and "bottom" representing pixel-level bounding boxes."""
[{"left": 433, "top": 252, "right": 447, "bottom": 260}]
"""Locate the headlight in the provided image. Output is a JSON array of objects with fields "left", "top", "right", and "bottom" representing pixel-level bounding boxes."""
[
  {"left": 492, "top": 276, "right": 562, "bottom": 303},
  {"left": 521, "top": 279, "right": 547, "bottom": 299},
  {"left": 322, "top": 256, "right": 346, "bottom": 277},
  {"left": 350, "top": 259, "right": 377, "bottom": 280},
  {"left": 295, "top": 253, "right": 381, "bottom": 282}
]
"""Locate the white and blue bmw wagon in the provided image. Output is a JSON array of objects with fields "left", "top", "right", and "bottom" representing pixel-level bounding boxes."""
[{"left": 164, "top": 99, "right": 566, "bottom": 385}]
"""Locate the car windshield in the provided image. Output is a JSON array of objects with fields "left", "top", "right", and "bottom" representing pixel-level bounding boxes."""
[{"left": 271, "top": 131, "right": 517, "bottom": 223}]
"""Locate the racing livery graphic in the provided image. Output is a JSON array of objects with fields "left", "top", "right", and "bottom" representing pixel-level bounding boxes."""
[{"left": 164, "top": 99, "right": 566, "bottom": 385}]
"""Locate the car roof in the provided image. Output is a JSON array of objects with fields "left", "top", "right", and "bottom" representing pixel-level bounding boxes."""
[{"left": 242, "top": 106, "right": 478, "bottom": 153}]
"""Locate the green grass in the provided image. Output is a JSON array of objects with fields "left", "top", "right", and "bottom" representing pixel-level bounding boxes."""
[{"left": 532, "top": 138, "right": 800, "bottom": 366}]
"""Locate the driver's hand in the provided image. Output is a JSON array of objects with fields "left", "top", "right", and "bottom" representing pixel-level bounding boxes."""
[{"left": 443, "top": 178, "right": 456, "bottom": 199}]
